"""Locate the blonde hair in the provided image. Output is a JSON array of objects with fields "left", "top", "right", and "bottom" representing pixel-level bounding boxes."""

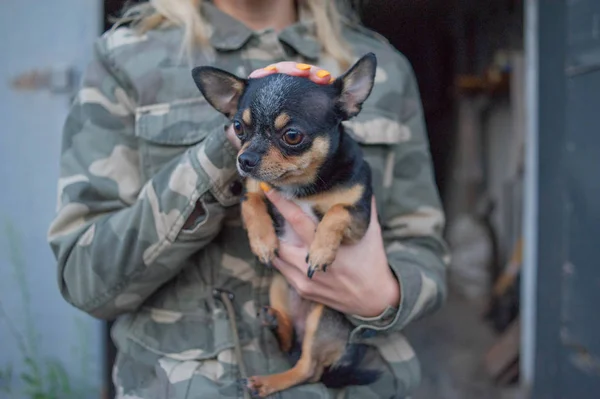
[{"left": 116, "top": 0, "right": 355, "bottom": 69}]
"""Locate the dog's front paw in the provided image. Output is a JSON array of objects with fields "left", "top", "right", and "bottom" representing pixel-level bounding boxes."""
[
  {"left": 249, "top": 231, "right": 279, "bottom": 267},
  {"left": 306, "top": 244, "right": 337, "bottom": 278}
]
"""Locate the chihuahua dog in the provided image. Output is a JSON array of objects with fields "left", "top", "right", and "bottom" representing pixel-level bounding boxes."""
[{"left": 192, "top": 53, "right": 381, "bottom": 397}]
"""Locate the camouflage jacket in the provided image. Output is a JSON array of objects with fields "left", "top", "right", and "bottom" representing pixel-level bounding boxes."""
[{"left": 48, "top": 3, "right": 449, "bottom": 398}]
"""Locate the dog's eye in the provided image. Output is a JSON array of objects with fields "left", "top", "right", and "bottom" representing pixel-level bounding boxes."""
[
  {"left": 233, "top": 121, "right": 243, "bottom": 137},
  {"left": 282, "top": 130, "right": 303, "bottom": 145}
]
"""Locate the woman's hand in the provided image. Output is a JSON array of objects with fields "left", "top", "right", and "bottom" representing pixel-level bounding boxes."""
[
  {"left": 225, "top": 62, "right": 334, "bottom": 150},
  {"left": 264, "top": 187, "right": 401, "bottom": 318}
]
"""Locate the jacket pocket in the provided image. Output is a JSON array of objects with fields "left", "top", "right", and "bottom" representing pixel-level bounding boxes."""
[
  {"left": 343, "top": 108, "right": 411, "bottom": 210},
  {"left": 126, "top": 304, "right": 252, "bottom": 362},
  {"left": 125, "top": 257, "right": 253, "bottom": 363},
  {"left": 134, "top": 97, "right": 227, "bottom": 182},
  {"left": 117, "top": 301, "right": 255, "bottom": 398}
]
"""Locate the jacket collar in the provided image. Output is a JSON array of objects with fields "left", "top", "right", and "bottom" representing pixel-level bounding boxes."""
[{"left": 202, "top": 1, "right": 321, "bottom": 60}]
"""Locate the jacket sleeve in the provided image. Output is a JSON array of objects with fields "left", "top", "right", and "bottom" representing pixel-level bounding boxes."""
[
  {"left": 47, "top": 38, "right": 237, "bottom": 320},
  {"left": 346, "top": 53, "right": 450, "bottom": 338}
]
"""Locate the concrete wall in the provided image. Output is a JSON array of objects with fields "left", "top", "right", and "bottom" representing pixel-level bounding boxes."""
[{"left": 0, "top": 1, "right": 104, "bottom": 397}]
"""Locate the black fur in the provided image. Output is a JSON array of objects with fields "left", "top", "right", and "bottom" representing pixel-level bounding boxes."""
[
  {"left": 320, "top": 344, "right": 382, "bottom": 388},
  {"left": 192, "top": 53, "right": 382, "bottom": 394},
  {"left": 284, "top": 316, "right": 381, "bottom": 389},
  {"left": 192, "top": 53, "right": 378, "bottom": 203}
]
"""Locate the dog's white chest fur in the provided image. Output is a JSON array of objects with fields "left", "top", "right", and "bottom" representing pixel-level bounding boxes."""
[{"left": 279, "top": 197, "right": 319, "bottom": 246}]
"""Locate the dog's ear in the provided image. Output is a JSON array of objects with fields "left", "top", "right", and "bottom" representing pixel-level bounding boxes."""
[
  {"left": 333, "top": 53, "right": 377, "bottom": 120},
  {"left": 191, "top": 66, "right": 247, "bottom": 119}
]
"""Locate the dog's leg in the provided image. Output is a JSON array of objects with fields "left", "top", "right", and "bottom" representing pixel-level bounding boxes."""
[
  {"left": 259, "top": 272, "right": 294, "bottom": 353},
  {"left": 308, "top": 364, "right": 325, "bottom": 383},
  {"left": 244, "top": 303, "right": 325, "bottom": 398},
  {"left": 241, "top": 178, "right": 279, "bottom": 266},
  {"left": 306, "top": 204, "right": 368, "bottom": 278}
]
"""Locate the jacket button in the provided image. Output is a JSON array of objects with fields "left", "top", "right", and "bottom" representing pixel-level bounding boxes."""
[{"left": 229, "top": 180, "right": 243, "bottom": 196}]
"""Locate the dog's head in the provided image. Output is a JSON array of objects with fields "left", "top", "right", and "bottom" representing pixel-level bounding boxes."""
[{"left": 191, "top": 53, "right": 377, "bottom": 188}]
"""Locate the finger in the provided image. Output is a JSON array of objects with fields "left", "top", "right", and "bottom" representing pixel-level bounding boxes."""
[
  {"left": 248, "top": 62, "right": 309, "bottom": 79},
  {"left": 272, "top": 257, "right": 302, "bottom": 279},
  {"left": 308, "top": 66, "right": 334, "bottom": 85},
  {"left": 273, "top": 258, "right": 345, "bottom": 309},
  {"left": 272, "top": 257, "right": 333, "bottom": 301},
  {"left": 248, "top": 63, "right": 285, "bottom": 79},
  {"left": 366, "top": 196, "right": 382, "bottom": 235},
  {"left": 261, "top": 185, "right": 316, "bottom": 244},
  {"left": 272, "top": 257, "right": 313, "bottom": 295},
  {"left": 248, "top": 62, "right": 334, "bottom": 85},
  {"left": 282, "top": 63, "right": 332, "bottom": 84},
  {"left": 277, "top": 243, "right": 309, "bottom": 273},
  {"left": 277, "top": 242, "right": 338, "bottom": 289}
]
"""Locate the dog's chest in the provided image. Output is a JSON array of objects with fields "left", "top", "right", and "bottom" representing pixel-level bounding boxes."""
[{"left": 278, "top": 198, "right": 319, "bottom": 246}]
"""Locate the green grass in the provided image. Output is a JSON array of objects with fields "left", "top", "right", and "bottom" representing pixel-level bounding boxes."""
[{"left": 0, "top": 219, "right": 99, "bottom": 399}]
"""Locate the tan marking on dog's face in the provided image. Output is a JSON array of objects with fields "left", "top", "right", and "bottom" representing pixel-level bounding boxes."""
[
  {"left": 310, "top": 135, "right": 329, "bottom": 155},
  {"left": 306, "top": 184, "right": 365, "bottom": 214},
  {"left": 274, "top": 113, "right": 290, "bottom": 130},
  {"left": 254, "top": 136, "right": 330, "bottom": 185},
  {"left": 242, "top": 108, "right": 252, "bottom": 125}
]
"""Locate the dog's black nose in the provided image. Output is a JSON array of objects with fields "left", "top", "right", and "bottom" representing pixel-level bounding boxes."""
[{"left": 238, "top": 152, "right": 260, "bottom": 172}]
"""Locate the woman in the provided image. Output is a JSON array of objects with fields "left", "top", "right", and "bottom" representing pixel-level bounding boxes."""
[{"left": 48, "top": 0, "right": 449, "bottom": 397}]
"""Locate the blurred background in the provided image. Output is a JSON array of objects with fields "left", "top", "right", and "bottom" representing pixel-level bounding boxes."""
[{"left": 1, "top": 0, "right": 598, "bottom": 398}]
